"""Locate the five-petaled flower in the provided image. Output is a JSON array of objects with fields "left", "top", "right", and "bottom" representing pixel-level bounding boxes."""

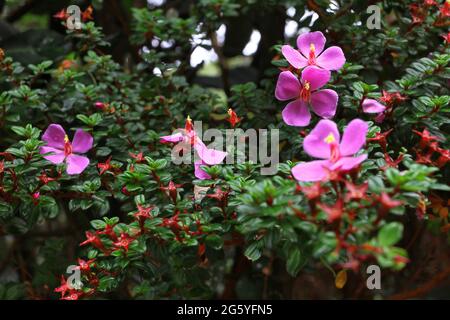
[
  {"left": 40, "top": 124, "right": 93, "bottom": 175},
  {"left": 292, "top": 119, "right": 368, "bottom": 181},
  {"left": 275, "top": 66, "right": 338, "bottom": 126},
  {"left": 282, "top": 31, "right": 346, "bottom": 71},
  {"left": 160, "top": 116, "right": 227, "bottom": 179}
]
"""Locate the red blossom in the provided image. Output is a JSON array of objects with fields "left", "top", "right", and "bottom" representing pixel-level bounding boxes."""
[
  {"left": 129, "top": 152, "right": 145, "bottom": 163},
  {"left": 443, "top": 32, "right": 450, "bottom": 43},
  {"left": 54, "top": 276, "right": 70, "bottom": 297},
  {"left": 440, "top": 0, "right": 450, "bottom": 17},
  {"left": 80, "top": 231, "right": 105, "bottom": 251},
  {"left": 379, "top": 192, "right": 403, "bottom": 210},
  {"left": 344, "top": 182, "right": 368, "bottom": 202},
  {"left": 160, "top": 181, "right": 183, "bottom": 203},
  {"left": 318, "top": 199, "right": 344, "bottom": 223},
  {"left": 82, "top": 6, "right": 94, "bottom": 22},
  {"left": 409, "top": 3, "right": 427, "bottom": 25},
  {"left": 413, "top": 128, "right": 441, "bottom": 149},
  {"left": 97, "top": 156, "right": 112, "bottom": 175},
  {"left": 379, "top": 90, "right": 407, "bottom": 107},
  {"left": 227, "top": 108, "right": 241, "bottom": 128},
  {"left": 53, "top": 9, "right": 68, "bottom": 21},
  {"left": 368, "top": 129, "right": 393, "bottom": 152},
  {"left": 76, "top": 258, "right": 96, "bottom": 272},
  {"left": 299, "top": 182, "right": 327, "bottom": 200},
  {"left": 424, "top": 0, "right": 437, "bottom": 7},
  {"left": 113, "top": 233, "right": 135, "bottom": 252}
]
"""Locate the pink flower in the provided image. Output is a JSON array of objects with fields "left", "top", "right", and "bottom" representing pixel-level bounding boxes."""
[
  {"left": 160, "top": 117, "right": 227, "bottom": 179},
  {"left": 362, "top": 98, "right": 387, "bottom": 123},
  {"left": 362, "top": 98, "right": 386, "bottom": 114},
  {"left": 292, "top": 119, "right": 368, "bottom": 182},
  {"left": 40, "top": 124, "right": 93, "bottom": 175},
  {"left": 275, "top": 66, "right": 338, "bottom": 127},
  {"left": 282, "top": 31, "right": 346, "bottom": 71}
]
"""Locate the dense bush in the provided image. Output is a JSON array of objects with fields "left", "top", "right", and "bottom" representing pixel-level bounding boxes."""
[{"left": 0, "top": 0, "right": 449, "bottom": 300}]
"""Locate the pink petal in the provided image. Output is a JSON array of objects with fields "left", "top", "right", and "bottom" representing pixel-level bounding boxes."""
[
  {"left": 72, "top": 129, "right": 93, "bottom": 154},
  {"left": 316, "top": 46, "right": 346, "bottom": 71},
  {"left": 281, "top": 45, "right": 308, "bottom": 69},
  {"left": 310, "top": 89, "right": 338, "bottom": 118},
  {"left": 66, "top": 154, "right": 90, "bottom": 175},
  {"left": 194, "top": 141, "right": 227, "bottom": 165},
  {"left": 42, "top": 124, "right": 66, "bottom": 149},
  {"left": 292, "top": 160, "right": 331, "bottom": 182},
  {"left": 282, "top": 99, "right": 311, "bottom": 127},
  {"left": 301, "top": 66, "right": 330, "bottom": 91},
  {"left": 40, "top": 146, "right": 65, "bottom": 164},
  {"left": 275, "top": 71, "right": 301, "bottom": 101},
  {"left": 362, "top": 99, "right": 386, "bottom": 114},
  {"left": 296, "top": 31, "right": 326, "bottom": 57},
  {"left": 339, "top": 119, "right": 368, "bottom": 156},
  {"left": 194, "top": 160, "right": 211, "bottom": 180},
  {"left": 331, "top": 154, "right": 367, "bottom": 171},
  {"left": 303, "top": 119, "right": 340, "bottom": 159},
  {"left": 160, "top": 132, "right": 184, "bottom": 143}
]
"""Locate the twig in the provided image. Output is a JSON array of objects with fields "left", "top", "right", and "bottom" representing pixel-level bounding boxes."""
[{"left": 388, "top": 266, "right": 450, "bottom": 300}]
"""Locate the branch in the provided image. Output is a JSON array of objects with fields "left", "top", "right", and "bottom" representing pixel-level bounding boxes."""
[{"left": 389, "top": 266, "right": 450, "bottom": 300}]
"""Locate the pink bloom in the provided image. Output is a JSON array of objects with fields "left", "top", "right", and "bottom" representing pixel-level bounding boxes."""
[
  {"left": 275, "top": 66, "right": 338, "bottom": 127},
  {"left": 292, "top": 119, "right": 368, "bottom": 182},
  {"left": 362, "top": 98, "right": 386, "bottom": 114},
  {"left": 362, "top": 98, "right": 387, "bottom": 123},
  {"left": 282, "top": 31, "right": 346, "bottom": 71},
  {"left": 40, "top": 124, "right": 93, "bottom": 175},
  {"left": 160, "top": 117, "right": 227, "bottom": 179}
]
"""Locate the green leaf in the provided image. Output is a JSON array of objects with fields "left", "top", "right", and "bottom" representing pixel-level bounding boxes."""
[
  {"left": 286, "top": 247, "right": 302, "bottom": 277},
  {"left": 378, "top": 222, "right": 403, "bottom": 246}
]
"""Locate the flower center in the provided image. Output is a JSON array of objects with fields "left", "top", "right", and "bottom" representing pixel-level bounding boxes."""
[
  {"left": 300, "top": 81, "right": 311, "bottom": 101},
  {"left": 64, "top": 135, "right": 72, "bottom": 156},
  {"left": 324, "top": 133, "right": 340, "bottom": 162},
  {"left": 308, "top": 43, "right": 316, "bottom": 65}
]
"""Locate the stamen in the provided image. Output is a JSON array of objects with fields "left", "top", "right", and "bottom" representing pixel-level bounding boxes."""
[
  {"left": 300, "top": 81, "right": 311, "bottom": 101},
  {"left": 324, "top": 133, "right": 336, "bottom": 144}
]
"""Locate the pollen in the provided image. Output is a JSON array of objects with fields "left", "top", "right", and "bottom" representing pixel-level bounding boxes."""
[
  {"left": 304, "top": 82, "right": 310, "bottom": 91},
  {"left": 324, "top": 133, "right": 336, "bottom": 144},
  {"left": 64, "top": 135, "right": 70, "bottom": 143},
  {"left": 310, "top": 43, "right": 315, "bottom": 53}
]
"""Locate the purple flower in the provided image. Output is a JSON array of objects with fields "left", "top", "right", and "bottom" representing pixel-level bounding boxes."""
[
  {"left": 275, "top": 66, "right": 338, "bottom": 127},
  {"left": 40, "top": 124, "right": 93, "bottom": 175},
  {"left": 160, "top": 117, "right": 227, "bottom": 180},
  {"left": 292, "top": 119, "right": 368, "bottom": 182},
  {"left": 282, "top": 31, "right": 346, "bottom": 71}
]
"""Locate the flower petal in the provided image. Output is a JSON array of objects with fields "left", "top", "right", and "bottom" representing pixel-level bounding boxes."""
[
  {"left": 194, "top": 160, "right": 211, "bottom": 180},
  {"left": 282, "top": 99, "right": 311, "bottom": 127},
  {"left": 66, "top": 154, "right": 90, "bottom": 175},
  {"left": 303, "top": 119, "right": 340, "bottom": 159},
  {"left": 194, "top": 141, "right": 227, "bottom": 165},
  {"left": 362, "top": 99, "right": 386, "bottom": 114},
  {"left": 281, "top": 45, "right": 308, "bottom": 69},
  {"left": 296, "top": 31, "right": 326, "bottom": 57},
  {"left": 72, "top": 129, "right": 93, "bottom": 154},
  {"left": 40, "top": 146, "right": 65, "bottom": 164},
  {"left": 331, "top": 154, "right": 367, "bottom": 171},
  {"left": 339, "top": 119, "right": 368, "bottom": 156},
  {"left": 292, "top": 160, "right": 331, "bottom": 182},
  {"left": 275, "top": 71, "right": 301, "bottom": 101},
  {"left": 42, "top": 124, "right": 66, "bottom": 149},
  {"left": 310, "top": 89, "right": 338, "bottom": 118},
  {"left": 301, "top": 66, "right": 330, "bottom": 91},
  {"left": 316, "top": 46, "right": 346, "bottom": 71},
  {"left": 160, "top": 132, "right": 184, "bottom": 143}
]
